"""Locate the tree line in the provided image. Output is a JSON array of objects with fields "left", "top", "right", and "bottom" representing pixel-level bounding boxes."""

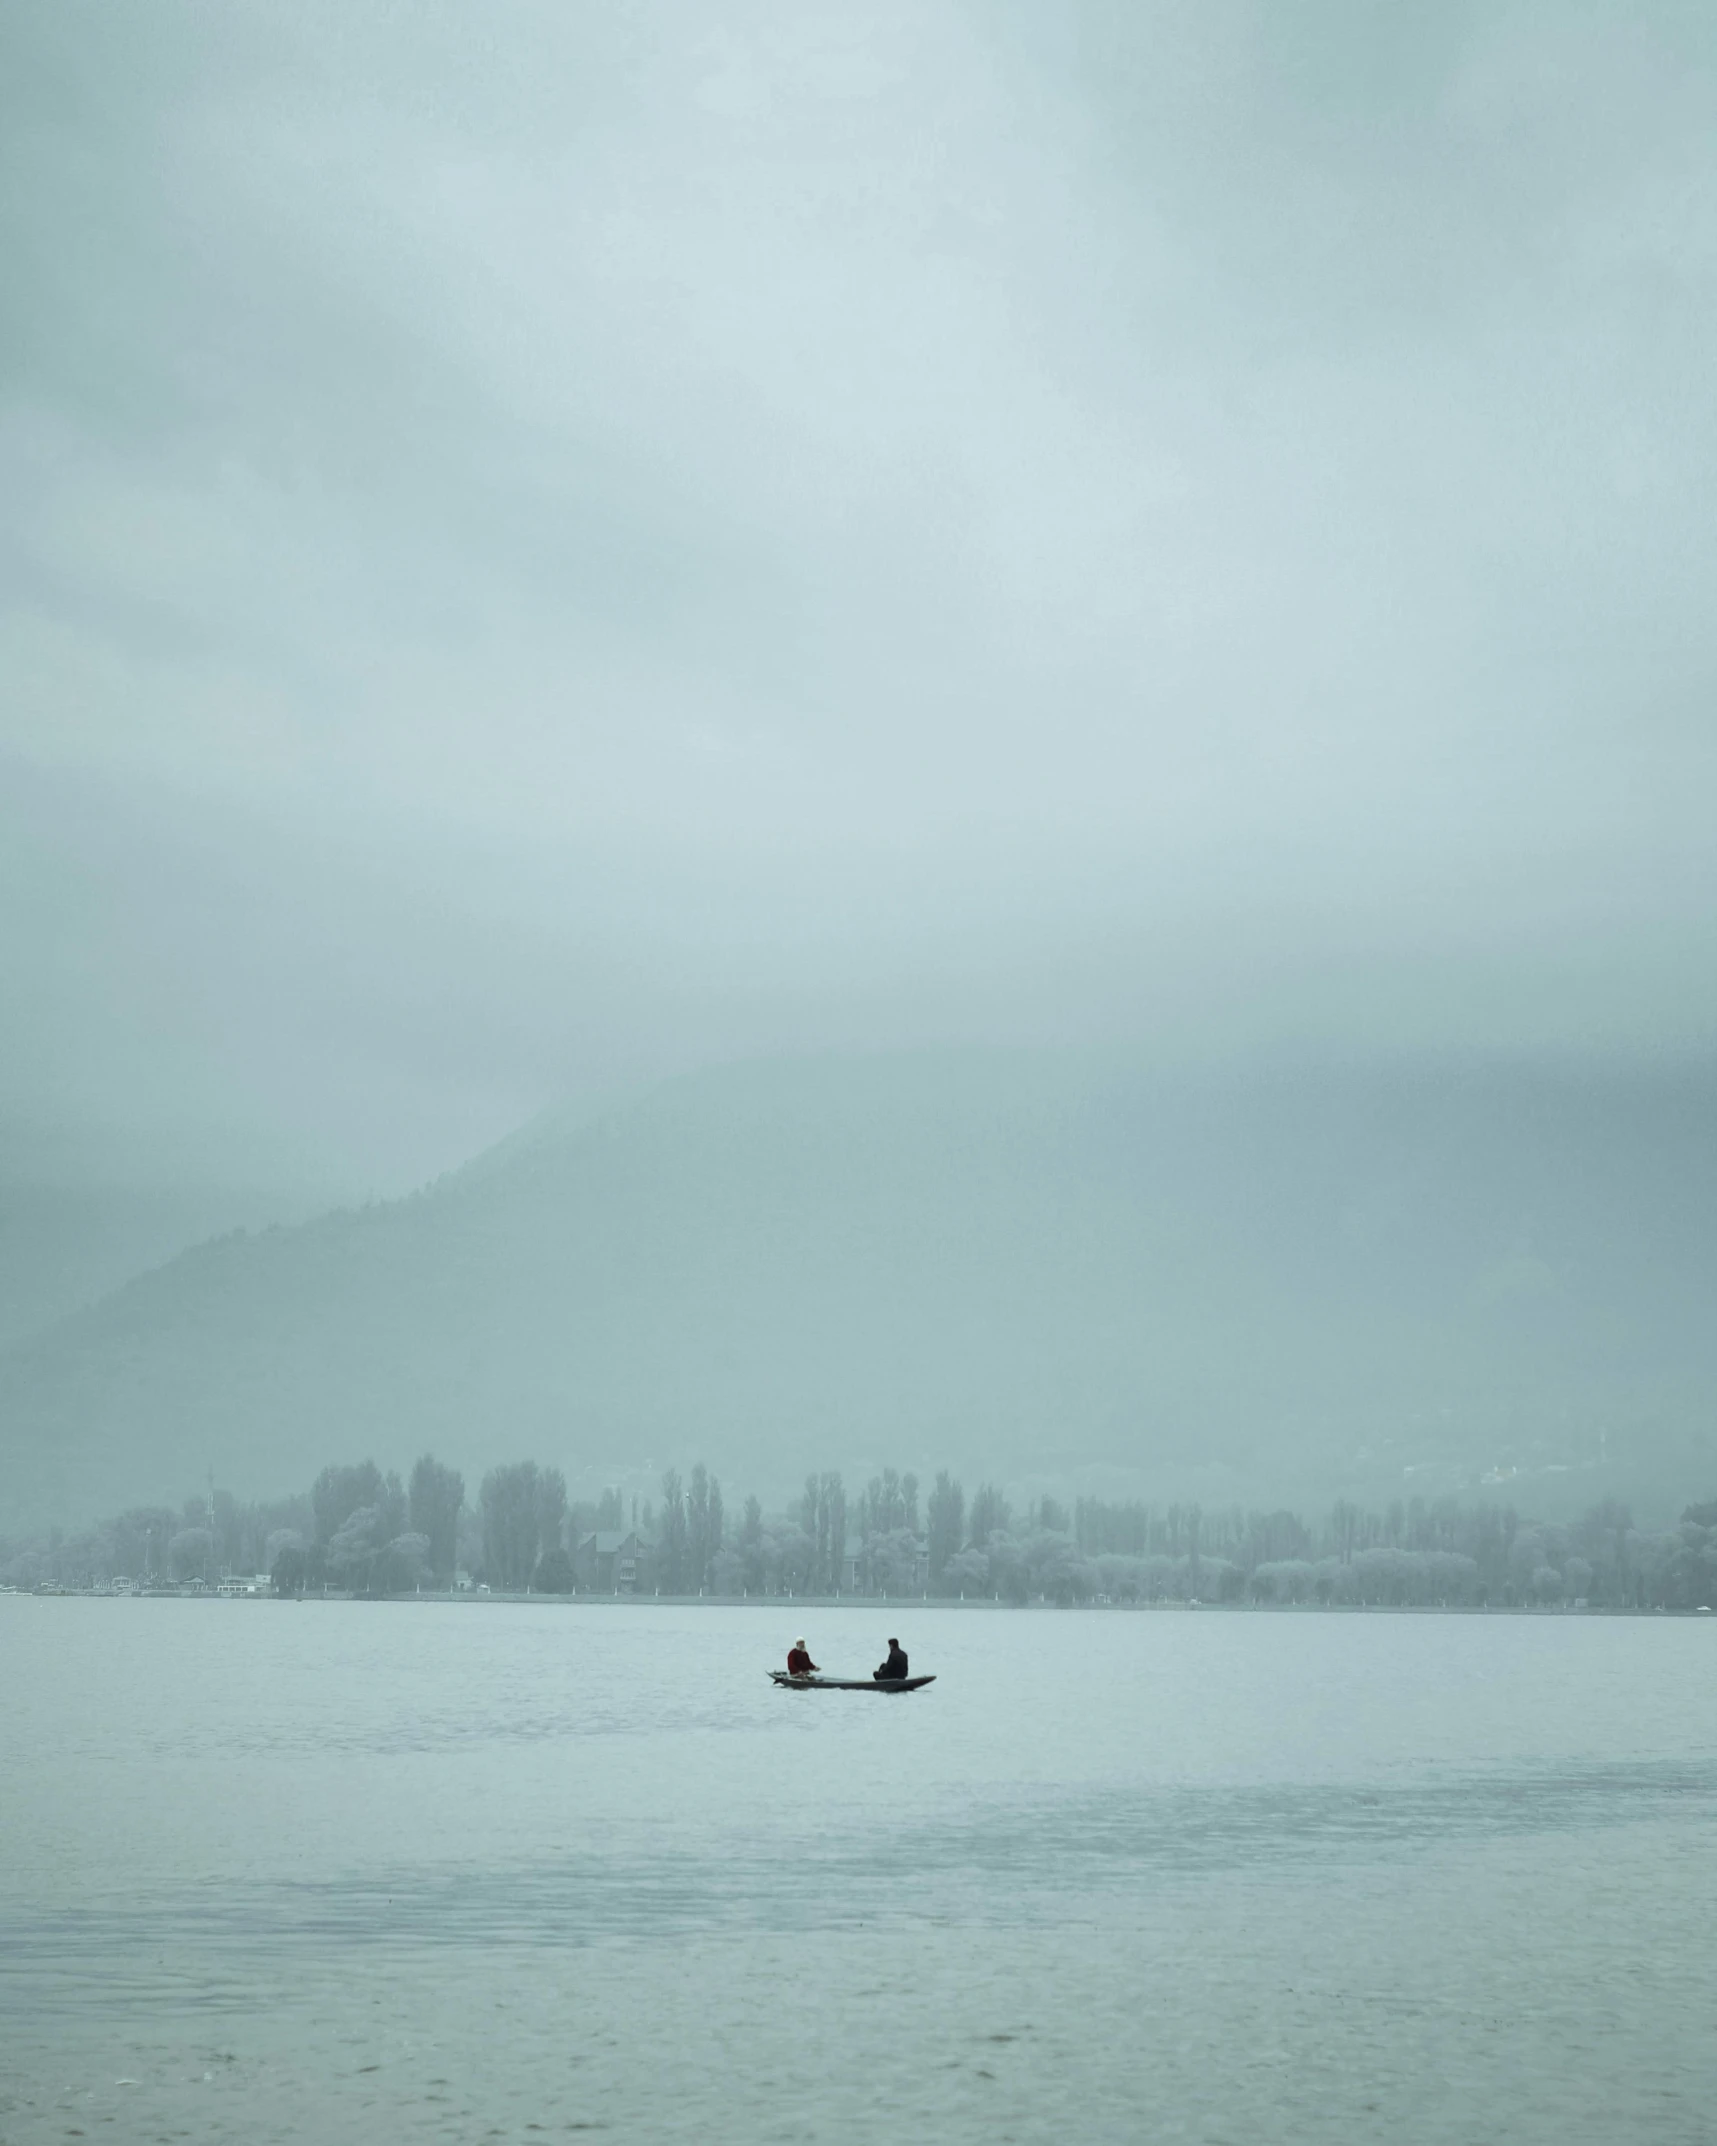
[{"left": 5, "top": 1461, "right": 1717, "bottom": 1612}]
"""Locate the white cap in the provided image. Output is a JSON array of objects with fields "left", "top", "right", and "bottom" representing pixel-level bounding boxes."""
[{"left": 795, "top": 1637, "right": 806, "bottom": 1647}]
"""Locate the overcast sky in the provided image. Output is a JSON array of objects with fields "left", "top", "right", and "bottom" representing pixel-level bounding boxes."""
[{"left": 4, "top": 0, "right": 1714, "bottom": 1191}]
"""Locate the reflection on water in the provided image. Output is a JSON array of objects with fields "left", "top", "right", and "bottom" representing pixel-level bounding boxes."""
[{"left": 8, "top": 1758, "right": 1717, "bottom": 1976}]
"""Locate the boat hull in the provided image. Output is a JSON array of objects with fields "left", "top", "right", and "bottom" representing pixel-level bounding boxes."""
[{"left": 769, "top": 1671, "right": 935, "bottom": 1692}]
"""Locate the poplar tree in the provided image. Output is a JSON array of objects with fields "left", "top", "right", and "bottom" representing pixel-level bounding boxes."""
[{"left": 927, "top": 1471, "right": 964, "bottom": 1591}]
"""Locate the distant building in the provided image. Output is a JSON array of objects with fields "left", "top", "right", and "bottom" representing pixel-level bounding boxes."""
[{"left": 573, "top": 1530, "right": 652, "bottom": 1594}]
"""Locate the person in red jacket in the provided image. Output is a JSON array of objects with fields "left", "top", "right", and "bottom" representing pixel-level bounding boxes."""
[{"left": 786, "top": 1637, "right": 819, "bottom": 1677}]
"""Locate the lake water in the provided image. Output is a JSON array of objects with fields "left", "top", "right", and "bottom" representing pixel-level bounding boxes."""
[{"left": 2, "top": 1599, "right": 1714, "bottom": 2144}]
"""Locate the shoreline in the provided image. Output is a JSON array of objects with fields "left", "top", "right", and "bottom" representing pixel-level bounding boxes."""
[{"left": 13, "top": 1589, "right": 1710, "bottom": 1616}]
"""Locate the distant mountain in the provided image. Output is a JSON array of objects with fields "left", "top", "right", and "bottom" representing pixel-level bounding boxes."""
[
  {"left": 2, "top": 1051, "right": 1713, "bottom": 1533},
  {"left": 0, "top": 1123, "right": 318, "bottom": 1352}
]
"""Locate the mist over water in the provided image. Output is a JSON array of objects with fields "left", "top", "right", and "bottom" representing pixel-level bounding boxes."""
[{"left": 5, "top": 1047, "right": 1714, "bottom": 1533}]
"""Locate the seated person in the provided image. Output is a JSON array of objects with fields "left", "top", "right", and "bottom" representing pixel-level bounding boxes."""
[
  {"left": 786, "top": 1637, "right": 819, "bottom": 1677},
  {"left": 874, "top": 1637, "right": 909, "bottom": 1682}
]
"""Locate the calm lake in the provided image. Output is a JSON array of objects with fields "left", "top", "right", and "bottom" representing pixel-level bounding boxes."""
[{"left": 2, "top": 1599, "right": 1713, "bottom": 2144}]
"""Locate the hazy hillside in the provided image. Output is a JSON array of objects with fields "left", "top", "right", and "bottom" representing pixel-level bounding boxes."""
[
  {"left": 0, "top": 1121, "right": 319, "bottom": 1352},
  {"left": 2, "top": 1051, "right": 1713, "bottom": 1532}
]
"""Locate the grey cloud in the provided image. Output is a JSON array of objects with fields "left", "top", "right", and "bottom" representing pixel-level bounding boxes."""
[{"left": 2, "top": 0, "right": 1714, "bottom": 1188}]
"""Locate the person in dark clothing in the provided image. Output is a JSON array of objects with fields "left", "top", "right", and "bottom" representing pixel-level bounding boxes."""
[
  {"left": 786, "top": 1638, "right": 819, "bottom": 1677},
  {"left": 874, "top": 1637, "right": 908, "bottom": 1682}
]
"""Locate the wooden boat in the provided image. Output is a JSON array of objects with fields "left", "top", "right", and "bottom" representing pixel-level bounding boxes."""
[{"left": 769, "top": 1670, "right": 935, "bottom": 1692}]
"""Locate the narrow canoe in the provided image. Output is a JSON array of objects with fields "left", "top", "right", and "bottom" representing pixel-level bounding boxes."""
[{"left": 769, "top": 1671, "right": 936, "bottom": 1692}]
